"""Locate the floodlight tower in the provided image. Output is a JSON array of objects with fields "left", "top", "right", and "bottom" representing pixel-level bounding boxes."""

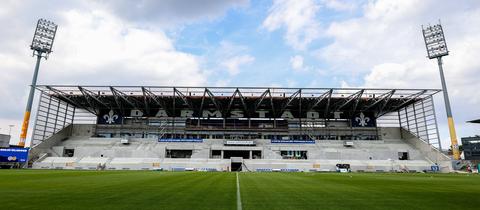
[
  {"left": 422, "top": 23, "right": 460, "bottom": 160},
  {"left": 18, "top": 19, "right": 57, "bottom": 147}
]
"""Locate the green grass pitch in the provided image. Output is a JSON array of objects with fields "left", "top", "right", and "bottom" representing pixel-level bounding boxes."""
[{"left": 0, "top": 170, "right": 479, "bottom": 210}]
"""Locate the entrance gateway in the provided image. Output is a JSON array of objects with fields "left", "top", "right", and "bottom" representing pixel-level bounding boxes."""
[{"left": 231, "top": 157, "right": 243, "bottom": 172}]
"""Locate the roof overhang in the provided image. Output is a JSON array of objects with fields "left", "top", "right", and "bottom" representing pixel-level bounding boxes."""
[
  {"left": 468, "top": 119, "right": 480, "bottom": 124},
  {"left": 35, "top": 85, "right": 441, "bottom": 118}
]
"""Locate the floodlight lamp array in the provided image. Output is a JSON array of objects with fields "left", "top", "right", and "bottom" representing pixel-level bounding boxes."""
[
  {"left": 30, "top": 19, "right": 57, "bottom": 56},
  {"left": 422, "top": 24, "right": 448, "bottom": 59}
]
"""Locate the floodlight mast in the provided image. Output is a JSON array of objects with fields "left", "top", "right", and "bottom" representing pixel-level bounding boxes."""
[
  {"left": 18, "top": 19, "right": 57, "bottom": 148},
  {"left": 422, "top": 22, "right": 460, "bottom": 160}
]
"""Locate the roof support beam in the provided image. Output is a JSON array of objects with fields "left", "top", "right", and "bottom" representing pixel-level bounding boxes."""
[
  {"left": 376, "top": 91, "right": 396, "bottom": 115},
  {"left": 226, "top": 88, "right": 248, "bottom": 116},
  {"left": 205, "top": 88, "right": 222, "bottom": 112},
  {"left": 46, "top": 86, "right": 96, "bottom": 114},
  {"left": 362, "top": 90, "right": 395, "bottom": 111},
  {"left": 173, "top": 88, "right": 193, "bottom": 109},
  {"left": 380, "top": 90, "right": 427, "bottom": 115},
  {"left": 237, "top": 89, "right": 248, "bottom": 114},
  {"left": 280, "top": 89, "right": 301, "bottom": 113},
  {"left": 333, "top": 89, "right": 364, "bottom": 111},
  {"left": 350, "top": 89, "right": 365, "bottom": 114},
  {"left": 254, "top": 89, "right": 275, "bottom": 116},
  {"left": 198, "top": 88, "right": 222, "bottom": 116},
  {"left": 268, "top": 89, "right": 275, "bottom": 117},
  {"left": 78, "top": 86, "right": 109, "bottom": 109},
  {"left": 308, "top": 89, "right": 333, "bottom": 111},
  {"left": 142, "top": 87, "right": 169, "bottom": 112},
  {"left": 199, "top": 89, "right": 207, "bottom": 115},
  {"left": 109, "top": 87, "right": 124, "bottom": 114},
  {"left": 395, "top": 90, "right": 427, "bottom": 108},
  {"left": 254, "top": 89, "right": 270, "bottom": 111},
  {"left": 324, "top": 90, "right": 333, "bottom": 118},
  {"left": 109, "top": 87, "right": 142, "bottom": 109},
  {"left": 141, "top": 87, "right": 150, "bottom": 115}
]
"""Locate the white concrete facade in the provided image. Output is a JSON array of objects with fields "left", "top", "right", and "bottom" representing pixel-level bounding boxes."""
[{"left": 30, "top": 125, "right": 452, "bottom": 172}]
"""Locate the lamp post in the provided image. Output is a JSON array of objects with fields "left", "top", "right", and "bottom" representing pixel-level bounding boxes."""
[
  {"left": 422, "top": 22, "right": 460, "bottom": 160},
  {"left": 18, "top": 19, "right": 57, "bottom": 147}
]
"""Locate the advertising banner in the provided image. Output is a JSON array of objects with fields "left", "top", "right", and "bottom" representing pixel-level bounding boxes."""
[
  {"left": 0, "top": 148, "right": 29, "bottom": 163},
  {"left": 224, "top": 140, "right": 255, "bottom": 146},
  {"left": 158, "top": 138, "right": 203, "bottom": 143},
  {"left": 271, "top": 140, "right": 315, "bottom": 144}
]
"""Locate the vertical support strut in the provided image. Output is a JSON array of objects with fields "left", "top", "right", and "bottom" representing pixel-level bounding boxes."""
[{"left": 430, "top": 96, "right": 442, "bottom": 150}]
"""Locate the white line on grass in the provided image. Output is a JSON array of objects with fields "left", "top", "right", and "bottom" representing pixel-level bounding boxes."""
[{"left": 236, "top": 172, "right": 243, "bottom": 210}]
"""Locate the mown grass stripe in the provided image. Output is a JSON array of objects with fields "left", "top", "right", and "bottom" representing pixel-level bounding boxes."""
[{"left": 236, "top": 172, "right": 243, "bottom": 210}]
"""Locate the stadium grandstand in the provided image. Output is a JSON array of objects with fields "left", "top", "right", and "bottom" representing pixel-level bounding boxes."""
[
  {"left": 462, "top": 119, "right": 480, "bottom": 161},
  {"left": 28, "top": 85, "right": 452, "bottom": 172}
]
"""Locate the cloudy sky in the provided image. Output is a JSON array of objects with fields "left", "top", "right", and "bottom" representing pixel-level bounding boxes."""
[{"left": 0, "top": 0, "right": 479, "bottom": 148}]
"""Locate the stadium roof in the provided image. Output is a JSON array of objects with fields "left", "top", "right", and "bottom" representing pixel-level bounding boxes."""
[
  {"left": 35, "top": 85, "right": 441, "bottom": 118},
  {"left": 468, "top": 119, "right": 480, "bottom": 124}
]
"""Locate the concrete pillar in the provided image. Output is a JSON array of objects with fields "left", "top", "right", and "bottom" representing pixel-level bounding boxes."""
[{"left": 249, "top": 150, "right": 252, "bottom": 159}]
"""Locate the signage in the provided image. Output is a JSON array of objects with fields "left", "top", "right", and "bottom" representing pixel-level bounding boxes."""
[
  {"left": 224, "top": 140, "right": 255, "bottom": 146},
  {"left": 271, "top": 140, "right": 315, "bottom": 144},
  {"left": 97, "top": 110, "right": 123, "bottom": 125},
  {"left": 0, "top": 148, "right": 29, "bottom": 163},
  {"left": 351, "top": 112, "right": 376, "bottom": 127},
  {"left": 158, "top": 138, "right": 203, "bottom": 143},
  {"left": 97, "top": 108, "right": 353, "bottom": 120}
]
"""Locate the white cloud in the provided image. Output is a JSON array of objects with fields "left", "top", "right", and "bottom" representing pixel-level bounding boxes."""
[
  {"left": 290, "top": 55, "right": 304, "bottom": 71},
  {"left": 43, "top": 10, "right": 206, "bottom": 86},
  {"left": 0, "top": 7, "right": 209, "bottom": 145},
  {"left": 215, "top": 79, "right": 231, "bottom": 87},
  {"left": 221, "top": 55, "right": 255, "bottom": 76},
  {"left": 317, "top": 0, "right": 480, "bottom": 146},
  {"left": 210, "top": 41, "right": 255, "bottom": 77},
  {"left": 317, "top": 1, "right": 436, "bottom": 73},
  {"left": 340, "top": 80, "right": 351, "bottom": 88},
  {"left": 262, "top": 0, "right": 321, "bottom": 50},
  {"left": 101, "top": 0, "right": 249, "bottom": 26},
  {"left": 363, "top": 62, "right": 435, "bottom": 88},
  {"left": 286, "top": 79, "right": 297, "bottom": 88},
  {"left": 322, "top": 0, "right": 357, "bottom": 11}
]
